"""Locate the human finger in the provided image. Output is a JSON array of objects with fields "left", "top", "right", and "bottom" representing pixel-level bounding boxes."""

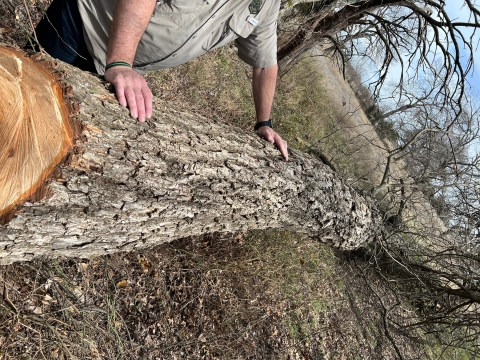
[
  {"left": 142, "top": 84, "right": 153, "bottom": 119},
  {"left": 136, "top": 90, "right": 147, "bottom": 122},
  {"left": 274, "top": 134, "right": 288, "bottom": 161},
  {"left": 105, "top": 67, "right": 128, "bottom": 108},
  {"left": 114, "top": 82, "right": 127, "bottom": 108},
  {"left": 256, "top": 127, "right": 288, "bottom": 161},
  {"left": 124, "top": 86, "right": 138, "bottom": 120}
]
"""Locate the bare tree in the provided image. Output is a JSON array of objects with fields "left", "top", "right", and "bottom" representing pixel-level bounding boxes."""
[{"left": 278, "top": 0, "right": 479, "bottom": 117}]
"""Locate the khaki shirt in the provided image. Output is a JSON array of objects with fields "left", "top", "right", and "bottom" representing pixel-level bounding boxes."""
[{"left": 77, "top": 0, "right": 280, "bottom": 74}]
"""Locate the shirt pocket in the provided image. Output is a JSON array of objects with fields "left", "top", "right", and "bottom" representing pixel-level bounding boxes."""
[
  {"left": 155, "top": 0, "right": 207, "bottom": 14},
  {"left": 228, "top": 6, "right": 257, "bottom": 38}
]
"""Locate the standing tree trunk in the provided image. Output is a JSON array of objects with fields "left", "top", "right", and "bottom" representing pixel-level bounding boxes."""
[{"left": 0, "top": 52, "right": 381, "bottom": 265}]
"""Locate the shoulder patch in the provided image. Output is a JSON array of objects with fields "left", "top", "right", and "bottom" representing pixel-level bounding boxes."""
[{"left": 249, "top": 0, "right": 264, "bottom": 14}]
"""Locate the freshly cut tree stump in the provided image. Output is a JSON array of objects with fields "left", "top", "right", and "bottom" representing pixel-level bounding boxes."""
[{"left": 0, "top": 47, "right": 72, "bottom": 218}]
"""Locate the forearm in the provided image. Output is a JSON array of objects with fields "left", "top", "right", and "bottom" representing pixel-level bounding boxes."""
[
  {"left": 251, "top": 64, "right": 288, "bottom": 160},
  {"left": 106, "top": 0, "right": 156, "bottom": 65},
  {"left": 252, "top": 64, "right": 278, "bottom": 122},
  {"left": 104, "top": 0, "right": 156, "bottom": 122}
]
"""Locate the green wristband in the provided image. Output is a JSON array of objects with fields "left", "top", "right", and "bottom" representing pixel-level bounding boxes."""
[{"left": 105, "top": 61, "right": 132, "bottom": 71}]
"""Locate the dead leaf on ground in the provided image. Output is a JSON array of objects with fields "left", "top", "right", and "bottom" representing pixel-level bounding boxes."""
[
  {"left": 31, "top": 306, "right": 42, "bottom": 315},
  {"left": 116, "top": 279, "right": 128, "bottom": 288},
  {"left": 77, "top": 262, "right": 89, "bottom": 273},
  {"left": 138, "top": 257, "right": 151, "bottom": 272}
]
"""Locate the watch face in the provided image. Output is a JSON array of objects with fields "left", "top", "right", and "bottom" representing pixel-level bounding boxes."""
[{"left": 249, "top": 0, "right": 263, "bottom": 14}]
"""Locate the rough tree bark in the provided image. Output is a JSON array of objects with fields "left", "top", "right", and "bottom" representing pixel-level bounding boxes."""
[{"left": 0, "top": 56, "right": 381, "bottom": 265}]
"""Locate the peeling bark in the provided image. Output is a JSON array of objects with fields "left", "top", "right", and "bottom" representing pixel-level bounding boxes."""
[{"left": 0, "top": 58, "right": 382, "bottom": 265}]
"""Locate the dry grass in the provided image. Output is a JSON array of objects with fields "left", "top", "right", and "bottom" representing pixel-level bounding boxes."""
[
  {"left": 144, "top": 46, "right": 256, "bottom": 131},
  {"left": 1, "top": 232, "right": 426, "bottom": 359}
]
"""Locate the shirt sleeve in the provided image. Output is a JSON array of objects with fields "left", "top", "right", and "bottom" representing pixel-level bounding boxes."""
[{"left": 235, "top": 0, "right": 280, "bottom": 68}]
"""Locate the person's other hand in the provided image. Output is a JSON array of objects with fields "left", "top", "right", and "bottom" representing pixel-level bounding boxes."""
[
  {"left": 256, "top": 126, "right": 288, "bottom": 161},
  {"left": 104, "top": 66, "right": 153, "bottom": 122}
]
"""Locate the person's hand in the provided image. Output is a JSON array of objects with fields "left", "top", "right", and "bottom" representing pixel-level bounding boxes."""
[
  {"left": 256, "top": 126, "right": 288, "bottom": 161},
  {"left": 104, "top": 66, "right": 153, "bottom": 122}
]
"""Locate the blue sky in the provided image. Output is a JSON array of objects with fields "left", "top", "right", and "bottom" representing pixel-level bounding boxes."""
[
  {"left": 444, "top": 1, "right": 480, "bottom": 94},
  {"left": 351, "top": 1, "right": 480, "bottom": 102}
]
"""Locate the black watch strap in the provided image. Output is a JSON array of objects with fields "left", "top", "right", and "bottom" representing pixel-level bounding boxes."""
[{"left": 254, "top": 119, "right": 272, "bottom": 131}]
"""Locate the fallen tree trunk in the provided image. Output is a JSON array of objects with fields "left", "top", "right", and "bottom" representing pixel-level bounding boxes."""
[{"left": 0, "top": 53, "right": 382, "bottom": 265}]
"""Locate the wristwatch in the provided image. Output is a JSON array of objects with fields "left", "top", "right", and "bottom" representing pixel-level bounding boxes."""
[{"left": 254, "top": 119, "right": 272, "bottom": 131}]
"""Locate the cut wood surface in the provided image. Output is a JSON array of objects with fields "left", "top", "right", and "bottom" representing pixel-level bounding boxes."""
[
  {"left": 0, "top": 52, "right": 382, "bottom": 265},
  {"left": 0, "top": 48, "right": 72, "bottom": 218}
]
